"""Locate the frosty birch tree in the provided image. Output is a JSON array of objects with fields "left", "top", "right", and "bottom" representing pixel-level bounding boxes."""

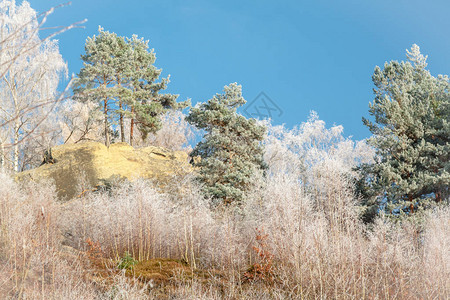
[
  {"left": 263, "top": 112, "right": 374, "bottom": 223},
  {"left": 0, "top": 1, "right": 68, "bottom": 171},
  {"left": 58, "top": 99, "right": 104, "bottom": 144},
  {"left": 125, "top": 110, "right": 195, "bottom": 151}
]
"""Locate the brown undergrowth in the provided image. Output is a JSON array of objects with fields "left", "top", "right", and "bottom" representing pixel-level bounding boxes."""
[{"left": 243, "top": 228, "right": 275, "bottom": 284}]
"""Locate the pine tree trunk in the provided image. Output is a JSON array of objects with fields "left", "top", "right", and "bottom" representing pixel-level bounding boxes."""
[
  {"left": 130, "top": 106, "right": 135, "bottom": 146},
  {"left": 408, "top": 194, "right": 414, "bottom": 214},
  {"left": 117, "top": 76, "right": 125, "bottom": 143},
  {"left": 119, "top": 102, "right": 125, "bottom": 143},
  {"left": 435, "top": 190, "right": 442, "bottom": 203},
  {"left": 104, "top": 99, "right": 110, "bottom": 147},
  {"left": 130, "top": 118, "right": 134, "bottom": 147}
]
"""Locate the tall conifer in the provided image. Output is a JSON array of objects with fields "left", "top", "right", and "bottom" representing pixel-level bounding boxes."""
[
  {"left": 74, "top": 28, "right": 188, "bottom": 146},
  {"left": 123, "top": 35, "right": 188, "bottom": 145},
  {"left": 187, "top": 83, "right": 267, "bottom": 206},
  {"left": 74, "top": 27, "right": 124, "bottom": 147},
  {"left": 359, "top": 45, "right": 449, "bottom": 218}
]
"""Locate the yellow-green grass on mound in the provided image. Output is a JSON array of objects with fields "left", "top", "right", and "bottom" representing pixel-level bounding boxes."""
[{"left": 16, "top": 142, "right": 193, "bottom": 200}]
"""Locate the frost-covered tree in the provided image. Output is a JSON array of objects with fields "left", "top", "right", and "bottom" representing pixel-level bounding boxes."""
[
  {"left": 187, "top": 83, "right": 266, "bottom": 206},
  {"left": 59, "top": 99, "right": 104, "bottom": 144},
  {"left": 125, "top": 110, "right": 195, "bottom": 151},
  {"left": 0, "top": 0, "right": 67, "bottom": 171},
  {"left": 263, "top": 112, "right": 374, "bottom": 222},
  {"left": 359, "top": 45, "right": 449, "bottom": 217},
  {"left": 74, "top": 28, "right": 188, "bottom": 147}
]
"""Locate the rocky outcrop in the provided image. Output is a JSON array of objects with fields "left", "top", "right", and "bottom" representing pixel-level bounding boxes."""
[{"left": 16, "top": 142, "right": 192, "bottom": 200}]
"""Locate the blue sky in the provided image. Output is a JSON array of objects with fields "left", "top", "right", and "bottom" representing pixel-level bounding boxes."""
[{"left": 29, "top": 0, "right": 449, "bottom": 140}]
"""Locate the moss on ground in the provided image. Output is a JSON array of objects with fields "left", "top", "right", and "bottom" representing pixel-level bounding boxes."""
[{"left": 126, "top": 259, "right": 193, "bottom": 285}]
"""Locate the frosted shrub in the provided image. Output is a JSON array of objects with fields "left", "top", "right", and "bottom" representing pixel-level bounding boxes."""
[
  {"left": 61, "top": 180, "right": 172, "bottom": 260},
  {"left": 421, "top": 208, "right": 450, "bottom": 297},
  {"left": 121, "top": 110, "right": 195, "bottom": 151},
  {"left": 0, "top": 172, "right": 95, "bottom": 299},
  {"left": 59, "top": 100, "right": 104, "bottom": 144},
  {"left": 263, "top": 112, "right": 374, "bottom": 228},
  {"left": 263, "top": 111, "right": 374, "bottom": 178},
  {"left": 145, "top": 111, "right": 195, "bottom": 151},
  {"left": 61, "top": 179, "right": 227, "bottom": 268},
  {"left": 239, "top": 115, "right": 448, "bottom": 298}
]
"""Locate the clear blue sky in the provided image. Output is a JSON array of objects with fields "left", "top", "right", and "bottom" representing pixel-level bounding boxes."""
[{"left": 29, "top": 0, "right": 449, "bottom": 140}]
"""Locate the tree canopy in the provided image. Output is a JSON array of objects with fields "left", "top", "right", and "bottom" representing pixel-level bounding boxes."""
[
  {"left": 74, "top": 27, "right": 188, "bottom": 147},
  {"left": 186, "top": 83, "right": 267, "bottom": 206},
  {"left": 359, "top": 45, "right": 449, "bottom": 219}
]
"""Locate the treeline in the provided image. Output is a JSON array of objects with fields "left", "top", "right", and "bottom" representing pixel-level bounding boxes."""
[{"left": 0, "top": 1, "right": 448, "bottom": 221}]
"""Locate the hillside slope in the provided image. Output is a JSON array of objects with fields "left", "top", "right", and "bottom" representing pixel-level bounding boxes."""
[{"left": 16, "top": 142, "right": 192, "bottom": 200}]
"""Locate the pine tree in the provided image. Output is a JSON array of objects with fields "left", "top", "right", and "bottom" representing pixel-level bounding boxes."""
[
  {"left": 359, "top": 45, "right": 449, "bottom": 219},
  {"left": 73, "top": 27, "right": 124, "bottom": 147},
  {"left": 186, "top": 83, "right": 267, "bottom": 206},
  {"left": 122, "top": 35, "right": 188, "bottom": 146},
  {"left": 74, "top": 28, "right": 187, "bottom": 146}
]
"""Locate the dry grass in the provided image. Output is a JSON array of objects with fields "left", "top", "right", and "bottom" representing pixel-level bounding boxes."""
[{"left": 0, "top": 165, "right": 448, "bottom": 299}]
